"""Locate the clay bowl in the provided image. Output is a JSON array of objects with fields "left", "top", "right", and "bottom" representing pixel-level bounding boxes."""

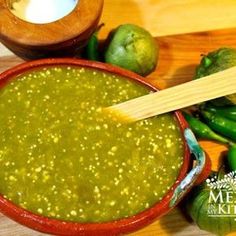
[
  {"left": 0, "top": 0, "right": 103, "bottom": 60},
  {"left": 0, "top": 59, "right": 211, "bottom": 235}
]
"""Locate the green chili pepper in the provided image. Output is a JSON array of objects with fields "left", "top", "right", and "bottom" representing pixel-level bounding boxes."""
[
  {"left": 85, "top": 23, "right": 104, "bottom": 61},
  {"left": 183, "top": 112, "right": 233, "bottom": 145},
  {"left": 201, "top": 110, "right": 236, "bottom": 142},
  {"left": 204, "top": 104, "right": 236, "bottom": 122},
  {"left": 227, "top": 145, "right": 236, "bottom": 171}
]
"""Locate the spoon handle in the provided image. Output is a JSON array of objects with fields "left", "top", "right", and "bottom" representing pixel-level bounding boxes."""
[{"left": 106, "top": 66, "right": 236, "bottom": 122}]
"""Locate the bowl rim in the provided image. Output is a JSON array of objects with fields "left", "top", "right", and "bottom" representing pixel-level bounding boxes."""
[{"left": 0, "top": 58, "right": 190, "bottom": 236}]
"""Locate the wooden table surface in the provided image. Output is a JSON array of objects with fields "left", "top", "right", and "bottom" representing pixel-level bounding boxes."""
[{"left": 1, "top": 0, "right": 236, "bottom": 235}]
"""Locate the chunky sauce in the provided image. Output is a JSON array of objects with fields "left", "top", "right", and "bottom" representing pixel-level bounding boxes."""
[{"left": 0, "top": 66, "right": 184, "bottom": 222}]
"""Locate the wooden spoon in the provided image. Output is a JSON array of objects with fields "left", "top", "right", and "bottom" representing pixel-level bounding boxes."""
[{"left": 104, "top": 66, "right": 236, "bottom": 122}]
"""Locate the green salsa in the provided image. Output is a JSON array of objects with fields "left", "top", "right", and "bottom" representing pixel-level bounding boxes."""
[{"left": 0, "top": 66, "right": 184, "bottom": 222}]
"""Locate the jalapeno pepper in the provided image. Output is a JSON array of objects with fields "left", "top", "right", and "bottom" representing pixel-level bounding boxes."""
[
  {"left": 85, "top": 23, "right": 104, "bottom": 61},
  {"left": 201, "top": 110, "right": 236, "bottom": 142},
  {"left": 183, "top": 112, "right": 233, "bottom": 145},
  {"left": 227, "top": 145, "right": 236, "bottom": 171},
  {"left": 204, "top": 104, "right": 236, "bottom": 122}
]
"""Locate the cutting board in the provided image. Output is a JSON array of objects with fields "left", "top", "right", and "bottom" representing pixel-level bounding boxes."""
[
  {"left": 1, "top": 1, "right": 236, "bottom": 235},
  {"left": 1, "top": 28, "right": 235, "bottom": 236}
]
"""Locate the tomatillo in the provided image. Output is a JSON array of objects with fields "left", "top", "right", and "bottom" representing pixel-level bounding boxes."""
[
  {"left": 227, "top": 145, "right": 236, "bottom": 171},
  {"left": 105, "top": 24, "right": 159, "bottom": 76},
  {"left": 195, "top": 48, "right": 236, "bottom": 106}
]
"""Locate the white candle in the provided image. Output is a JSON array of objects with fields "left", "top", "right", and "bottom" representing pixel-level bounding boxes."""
[{"left": 11, "top": 0, "right": 78, "bottom": 24}]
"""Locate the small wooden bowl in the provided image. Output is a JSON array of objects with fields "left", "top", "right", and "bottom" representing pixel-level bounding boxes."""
[
  {"left": 0, "top": 0, "right": 103, "bottom": 60},
  {"left": 0, "top": 58, "right": 211, "bottom": 236}
]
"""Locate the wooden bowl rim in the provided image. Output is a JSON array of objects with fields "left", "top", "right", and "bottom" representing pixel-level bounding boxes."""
[
  {"left": 0, "top": 0, "right": 103, "bottom": 46},
  {"left": 0, "top": 58, "right": 191, "bottom": 236}
]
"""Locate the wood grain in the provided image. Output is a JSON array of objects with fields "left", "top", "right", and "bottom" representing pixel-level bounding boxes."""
[
  {"left": 101, "top": 0, "right": 236, "bottom": 38},
  {"left": 0, "top": 214, "right": 47, "bottom": 236}
]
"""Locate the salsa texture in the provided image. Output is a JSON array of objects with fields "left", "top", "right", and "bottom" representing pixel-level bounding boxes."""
[{"left": 0, "top": 66, "right": 184, "bottom": 222}]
